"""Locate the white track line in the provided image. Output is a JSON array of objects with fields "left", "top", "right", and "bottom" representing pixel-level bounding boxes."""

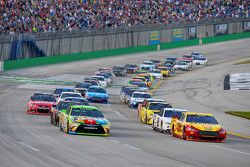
[
  {"left": 213, "top": 145, "right": 250, "bottom": 156},
  {"left": 107, "top": 104, "right": 128, "bottom": 119},
  {"left": 110, "top": 139, "right": 142, "bottom": 151},
  {"left": 18, "top": 141, "right": 40, "bottom": 152}
]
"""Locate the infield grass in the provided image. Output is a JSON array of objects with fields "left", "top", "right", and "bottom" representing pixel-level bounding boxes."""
[
  {"left": 225, "top": 111, "right": 250, "bottom": 120},
  {"left": 234, "top": 59, "right": 250, "bottom": 65}
]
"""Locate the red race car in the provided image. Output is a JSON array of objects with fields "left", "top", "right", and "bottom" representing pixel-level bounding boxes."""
[{"left": 27, "top": 93, "right": 57, "bottom": 115}]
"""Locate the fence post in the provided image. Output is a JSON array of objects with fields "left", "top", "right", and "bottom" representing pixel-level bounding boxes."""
[
  {"left": 199, "top": 38, "right": 203, "bottom": 45},
  {"left": 157, "top": 44, "right": 160, "bottom": 51},
  {"left": 0, "top": 61, "right": 4, "bottom": 71}
]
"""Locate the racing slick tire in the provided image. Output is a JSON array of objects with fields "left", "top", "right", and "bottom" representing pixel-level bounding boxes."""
[
  {"left": 66, "top": 121, "right": 69, "bottom": 133},
  {"left": 172, "top": 126, "right": 176, "bottom": 137},
  {"left": 50, "top": 113, "right": 53, "bottom": 124},
  {"left": 152, "top": 120, "right": 156, "bottom": 131},
  {"left": 182, "top": 127, "right": 187, "bottom": 140},
  {"left": 160, "top": 122, "right": 164, "bottom": 133}
]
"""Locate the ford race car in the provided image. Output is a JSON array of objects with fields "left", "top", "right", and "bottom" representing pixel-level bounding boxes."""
[
  {"left": 59, "top": 105, "right": 110, "bottom": 136},
  {"left": 171, "top": 112, "right": 226, "bottom": 142},
  {"left": 174, "top": 61, "right": 190, "bottom": 71},
  {"left": 86, "top": 86, "right": 109, "bottom": 103},
  {"left": 152, "top": 108, "right": 187, "bottom": 133},
  {"left": 128, "top": 91, "right": 152, "bottom": 108},
  {"left": 27, "top": 93, "right": 56, "bottom": 115}
]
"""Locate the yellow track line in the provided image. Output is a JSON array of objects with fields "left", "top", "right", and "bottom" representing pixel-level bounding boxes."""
[{"left": 228, "top": 131, "right": 250, "bottom": 139}]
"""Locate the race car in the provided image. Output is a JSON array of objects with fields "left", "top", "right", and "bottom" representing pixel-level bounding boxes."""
[
  {"left": 138, "top": 98, "right": 165, "bottom": 118},
  {"left": 150, "top": 59, "right": 162, "bottom": 67},
  {"left": 148, "top": 69, "right": 163, "bottom": 79},
  {"left": 140, "top": 101, "right": 172, "bottom": 125},
  {"left": 193, "top": 56, "right": 208, "bottom": 66},
  {"left": 171, "top": 112, "right": 226, "bottom": 142},
  {"left": 123, "top": 87, "right": 140, "bottom": 104},
  {"left": 178, "top": 58, "right": 192, "bottom": 68},
  {"left": 74, "top": 83, "right": 91, "bottom": 97},
  {"left": 174, "top": 61, "right": 190, "bottom": 71},
  {"left": 57, "top": 92, "right": 83, "bottom": 102},
  {"left": 86, "top": 86, "right": 109, "bottom": 103},
  {"left": 27, "top": 93, "right": 56, "bottom": 115},
  {"left": 53, "top": 88, "right": 75, "bottom": 99},
  {"left": 136, "top": 73, "right": 154, "bottom": 87},
  {"left": 50, "top": 100, "right": 88, "bottom": 126},
  {"left": 64, "top": 97, "right": 89, "bottom": 104},
  {"left": 152, "top": 108, "right": 187, "bottom": 133},
  {"left": 120, "top": 86, "right": 138, "bottom": 103},
  {"left": 92, "top": 75, "right": 108, "bottom": 87},
  {"left": 157, "top": 66, "right": 170, "bottom": 77},
  {"left": 140, "top": 61, "right": 156, "bottom": 70},
  {"left": 124, "top": 64, "right": 139, "bottom": 74},
  {"left": 128, "top": 80, "right": 149, "bottom": 92},
  {"left": 59, "top": 105, "right": 110, "bottom": 136},
  {"left": 112, "top": 66, "right": 127, "bottom": 76},
  {"left": 128, "top": 91, "right": 152, "bottom": 108}
]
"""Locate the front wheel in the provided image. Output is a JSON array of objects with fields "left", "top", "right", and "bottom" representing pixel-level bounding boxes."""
[
  {"left": 66, "top": 121, "right": 69, "bottom": 133},
  {"left": 172, "top": 126, "right": 176, "bottom": 137}
]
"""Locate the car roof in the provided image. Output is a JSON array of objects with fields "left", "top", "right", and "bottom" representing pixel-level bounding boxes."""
[
  {"left": 185, "top": 112, "right": 213, "bottom": 116},
  {"left": 61, "top": 92, "right": 81, "bottom": 94},
  {"left": 144, "top": 98, "right": 165, "bottom": 102},
  {"left": 89, "top": 85, "right": 103, "bottom": 89},
  {"left": 163, "top": 108, "right": 187, "bottom": 112},
  {"left": 71, "top": 105, "right": 99, "bottom": 110},
  {"left": 133, "top": 91, "right": 150, "bottom": 94}
]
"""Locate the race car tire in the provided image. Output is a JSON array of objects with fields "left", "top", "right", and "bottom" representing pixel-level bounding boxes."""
[
  {"left": 59, "top": 122, "right": 63, "bottom": 131},
  {"left": 172, "top": 126, "right": 176, "bottom": 137},
  {"left": 66, "top": 121, "right": 69, "bottom": 134},
  {"left": 152, "top": 120, "right": 156, "bottom": 130},
  {"left": 145, "top": 114, "right": 148, "bottom": 124},
  {"left": 182, "top": 127, "right": 187, "bottom": 140},
  {"left": 160, "top": 122, "right": 164, "bottom": 133}
]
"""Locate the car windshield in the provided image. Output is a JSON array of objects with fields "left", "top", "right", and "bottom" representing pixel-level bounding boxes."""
[
  {"left": 195, "top": 57, "right": 206, "bottom": 60},
  {"left": 143, "top": 62, "right": 153, "bottom": 65},
  {"left": 176, "top": 61, "right": 187, "bottom": 65},
  {"left": 183, "top": 55, "right": 192, "bottom": 58},
  {"left": 126, "top": 64, "right": 137, "bottom": 68},
  {"left": 61, "top": 93, "right": 82, "bottom": 99},
  {"left": 31, "top": 94, "right": 56, "bottom": 102},
  {"left": 164, "top": 110, "right": 183, "bottom": 117},
  {"left": 64, "top": 98, "right": 89, "bottom": 105},
  {"left": 84, "top": 80, "right": 98, "bottom": 86},
  {"left": 113, "top": 66, "right": 124, "bottom": 70},
  {"left": 54, "top": 88, "right": 74, "bottom": 94},
  {"left": 133, "top": 93, "right": 151, "bottom": 98},
  {"left": 149, "top": 103, "right": 172, "bottom": 110},
  {"left": 191, "top": 52, "right": 199, "bottom": 56},
  {"left": 88, "top": 87, "right": 107, "bottom": 94},
  {"left": 150, "top": 70, "right": 161, "bottom": 73},
  {"left": 186, "top": 115, "right": 219, "bottom": 124},
  {"left": 58, "top": 102, "right": 84, "bottom": 110},
  {"left": 93, "top": 77, "right": 105, "bottom": 81},
  {"left": 126, "top": 89, "right": 138, "bottom": 96},
  {"left": 71, "top": 108, "right": 104, "bottom": 117},
  {"left": 75, "top": 83, "right": 90, "bottom": 89},
  {"left": 132, "top": 82, "right": 147, "bottom": 87}
]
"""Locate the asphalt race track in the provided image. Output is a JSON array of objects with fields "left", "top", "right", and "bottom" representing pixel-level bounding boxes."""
[{"left": 0, "top": 38, "right": 250, "bottom": 167}]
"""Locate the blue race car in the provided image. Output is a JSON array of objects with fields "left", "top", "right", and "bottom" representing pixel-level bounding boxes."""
[{"left": 86, "top": 86, "right": 109, "bottom": 103}]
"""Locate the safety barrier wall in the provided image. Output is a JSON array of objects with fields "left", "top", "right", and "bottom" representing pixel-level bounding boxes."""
[
  {"left": 4, "top": 32, "right": 250, "bottom": 70},
  {"left": 1, "top": 18, "right": 250, "bottom": 61}
]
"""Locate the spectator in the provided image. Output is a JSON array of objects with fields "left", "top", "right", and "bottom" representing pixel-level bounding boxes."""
[{"left": 0, "top": 0, "right": 249, "bottom": 34}]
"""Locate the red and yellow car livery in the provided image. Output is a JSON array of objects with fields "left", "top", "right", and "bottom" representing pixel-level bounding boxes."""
[{"left": 171, "top": 112, "right": 226, "bottom": 142}]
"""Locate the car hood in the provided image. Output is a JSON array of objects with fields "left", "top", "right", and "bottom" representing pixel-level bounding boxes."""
[
  {"left": 30, "top": 101, "right": 56, "bottom": 106},
  {"left": 87, "top": 92, "right": 108, "bottom": 98},
  {"left": 71, "top": 116, "right": 109, "bottom": 125},
  {"left": 189, "top": 123, "right": 221, "bottom": 131}
]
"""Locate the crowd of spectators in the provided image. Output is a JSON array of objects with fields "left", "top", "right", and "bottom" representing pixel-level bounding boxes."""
[{"left": 0, "top": 0, "right": 249, "bottom": 34}]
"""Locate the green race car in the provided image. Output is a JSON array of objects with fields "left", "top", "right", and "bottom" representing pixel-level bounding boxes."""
[{"left": 59, "top": 105, "right": 110, "bottom": 136}]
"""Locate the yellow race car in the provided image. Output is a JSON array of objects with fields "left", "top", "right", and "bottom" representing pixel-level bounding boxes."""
[
  {"left": 171, "top": 112, "right": 226, "bottom": 142},
  {"left": 157, "top": 66, "right": 170, "bottom": 77},
  {"left": 140, "top": 101, "right": 172, "bottom": 125},
  {"left": 136, "top": 73, "right": 154, "bottom": 87}
]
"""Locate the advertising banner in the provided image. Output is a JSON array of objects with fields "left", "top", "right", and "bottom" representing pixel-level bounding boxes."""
[
  {"left": 173, "top": 28, "right": 184, "bottom": 41},
  {"left": 215, "top": 24, "right": 228, "bottom": 35},
  {"left": 243, "top": 21, "right": 250, "bottom": 32},
  {"left": 149, "top": 31, "right": 160, "bottom": 45},
  {"left": 188, "top": 27, "right": 196, "bottom": 39}
]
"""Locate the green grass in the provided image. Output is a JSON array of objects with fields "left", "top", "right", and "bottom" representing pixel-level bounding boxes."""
[
  {"left": 234, "top": 59, "right": 250, "bottom": 65},
  {"left": 225, "top": 111, "right": 250, "bottom": 120}
]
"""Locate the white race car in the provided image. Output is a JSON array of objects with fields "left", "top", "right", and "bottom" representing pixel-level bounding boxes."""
[
  {"left": 129, "top": 91, "right": 152, "bottom": 108},
  {"left": 148, "top": 70, "right": 163, "bottom": 79},
  {"left": 193, "top": 56, "right": 208, "bottom": 66},
  {"left": 174, "top": 61, "right": 190, "bottom": 71},
  {"left": 140, "top": 61, "right": 156, "bottom": 70},
  {"left": 57, "top": 92, "right": 83, "bottom": 102},
  {"left": 152, "top": 108, "right": 187, "bottom": 133},
  {"left": 92, "top": 75, "right": 108, "bottom": 87}
]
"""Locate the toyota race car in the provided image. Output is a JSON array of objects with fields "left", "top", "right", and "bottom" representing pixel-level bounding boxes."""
[{"left": 59, "top": 105, "right": 110, "bottom": 136}]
